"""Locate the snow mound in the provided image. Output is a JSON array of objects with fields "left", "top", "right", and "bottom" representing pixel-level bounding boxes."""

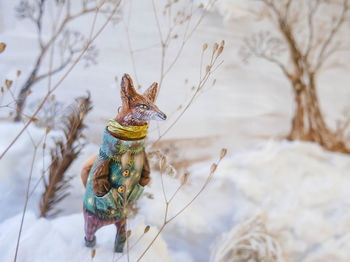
[
  {"left": 210, "top": 140, "right": 350, "bottom": 261},
  {"left": 0, "top": 211, "right": 170, "bottom": 262}
]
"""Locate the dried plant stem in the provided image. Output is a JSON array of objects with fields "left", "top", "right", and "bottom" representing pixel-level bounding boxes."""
[
  {"left": 112, "top": 149, "right": 226, "bottom": 262},
  {"left": 152, "top": 0, "right": 217, "bottom": 97},
  {"left": 0, "top": 0, "right": 121, "bottom": 160},
  {"left": 136, "top": 153, "right": 225, "bottom": 261},
  {"left": 160, "top": 172, "right": 168, "bottom": 203},
  {"left": 136, "top": 224, "right": 166, "bottom": 262},
  {"left": 123, "top": 0, "right": 141, "bottom": 88},
  {"left": 153, "top": 42, "right": 224, "bottom": 145},
  {"left": 46, "top": 2, "right": 64, "bottom": 92},
  {"left": 13, "top": 142, "right": 41, "bottom": 262}
]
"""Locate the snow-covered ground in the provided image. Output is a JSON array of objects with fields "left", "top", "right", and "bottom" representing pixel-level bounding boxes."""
[
  {"left": 1, "top": 0, "right": 350, "bottom": 261},
  {"left": 2, "top": 123, "right": 350, "bottom": 261}
]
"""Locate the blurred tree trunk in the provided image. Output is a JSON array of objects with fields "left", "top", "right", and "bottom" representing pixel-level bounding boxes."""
[
  {"left": 276, "top": 16, "right": 348, "bottom": 152},
  {"left": 288, "top": 79, "right": 329, "bottom": 142},
  {"left": 14, "top": 52, "right": 45, "bottom": 121}
]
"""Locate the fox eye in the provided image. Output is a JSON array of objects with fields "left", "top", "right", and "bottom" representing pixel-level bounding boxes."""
[{"left": 137, "top": 104, "right": 149, "bottom": 110}]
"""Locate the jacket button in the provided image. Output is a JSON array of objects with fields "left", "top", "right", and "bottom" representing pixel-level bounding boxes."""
[
  {"left": 118, "top": 185, "right": 125, "bottom": 193},
  {"left": 122, "top": 170, "right": 130, "bottom": 177}
]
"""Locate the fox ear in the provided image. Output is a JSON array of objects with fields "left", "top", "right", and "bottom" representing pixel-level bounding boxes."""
[
  {"left": 143, "top": 82, "right": 158, "bottom": 102},
  {"left": 121, "top": 74, "right": 136, "bottom": 105}
]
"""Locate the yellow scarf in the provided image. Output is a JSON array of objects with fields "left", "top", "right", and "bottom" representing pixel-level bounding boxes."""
[{"left": 107, "top": 119, "right": 148, "bottom": 140}]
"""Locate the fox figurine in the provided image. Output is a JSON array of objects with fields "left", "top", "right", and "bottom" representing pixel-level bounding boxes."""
[{"left": 81, "top": 74, "right": 166, "bottom": 252}]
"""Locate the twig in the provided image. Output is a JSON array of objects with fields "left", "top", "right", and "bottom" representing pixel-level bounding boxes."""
[
  {"left": 13, "top": 142, "right": 41, "bottom": 262},
  {"left": 152, "top": 41, "right": 224, "bottom": 145},
  {"left": 136, "top": 149, "right": 226, "bottom": 261}
]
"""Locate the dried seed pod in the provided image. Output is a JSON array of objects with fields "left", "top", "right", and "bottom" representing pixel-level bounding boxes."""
[
  {"left": 45, "top": 126, "right": 51, "bottom": 134},
  {"left": 210, "top": 163, "right": 217, "bottom": 174},
  {"left": 213, "top": 43, "right": 219, "bottom": 52},
  {"left": 202, "top": 43, "right": 208, "bottom": 51},
  {"left": 217, "top": 46, "right": 224, "bottom": 56},
  {"left": 0, "top": 42, "right": 6, "bottom": 53},
  {"left": 181, "top": 172, "right": 189, "bottom": 185},
  {"left": 144, "top": 225, "right": 150, "bottom": 233},
  {"left": 50, "top": 94, "right": 55, "bottom": 101},
  {"left": 159, "top": 156, "right": 167, "bottom": 173},
  {"left": 91, "top": 249, "right": 96, "bottom": 259},
  {"left": 5, "top": 79, "right": 12, "bottom": 88},
  {"left": 206, "top": 65, "right": 211, "bottom": 73},
  {"left": 199, "top": 3, "right": 204, "bottom": 8},
  {"left": 17, "top": 70, "right": 21, "bottom": 77},
  {"left": 126, "top": 230, "right": 131, "bottom": 238},
  {"left": 26, "top": 90, "right": 32, "bottom": 95},
  {"left": 220, "top": 40, "right": 225, "bottom": 48},
  {"left": 220, "top": 148, "right": 227, "bottom": 159}
]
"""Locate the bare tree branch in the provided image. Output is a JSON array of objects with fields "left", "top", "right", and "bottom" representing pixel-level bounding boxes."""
[
  {"left": 304, "top": 0, "right": 321, "bottom": 58},
  {"left": 314, "top": 0, "right": 349, "bottom": 72}
]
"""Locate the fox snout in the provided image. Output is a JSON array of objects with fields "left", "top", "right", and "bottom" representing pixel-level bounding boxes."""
[{"left": 156, "top": 112, "right": 167, "bottom": 120}]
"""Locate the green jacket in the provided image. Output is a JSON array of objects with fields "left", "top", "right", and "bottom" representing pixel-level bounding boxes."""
[{"left": 83, "top": 129, "right": 146, "bottom": 220}]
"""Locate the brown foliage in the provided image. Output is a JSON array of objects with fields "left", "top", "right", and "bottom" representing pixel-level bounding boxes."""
[{"left": 39, "top": 93, "right": 92, "bottom": 218}]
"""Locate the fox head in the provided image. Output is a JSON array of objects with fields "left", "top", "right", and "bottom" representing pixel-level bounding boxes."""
[{"left": 116, "top": 74, "right": 167, "bottom": 126}]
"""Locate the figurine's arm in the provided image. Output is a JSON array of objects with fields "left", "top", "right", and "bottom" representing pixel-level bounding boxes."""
[
  {"left": 139, "top": 151, "right": 151, "bottom": 186},
  {"left": 92, "top": 158, "right": 111, "bottom": 197}
]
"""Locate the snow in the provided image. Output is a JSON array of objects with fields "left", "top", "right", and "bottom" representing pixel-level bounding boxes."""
[
  {"left": 1, "top": 0, "right": 350, "bottom": 261},
  {"left": 0, "top": 212, "right": 171, "bottom": 262}
]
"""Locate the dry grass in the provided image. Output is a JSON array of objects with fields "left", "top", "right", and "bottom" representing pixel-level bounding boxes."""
[{"left": 211, "top": 214, "right": 286, "bottom": 262}]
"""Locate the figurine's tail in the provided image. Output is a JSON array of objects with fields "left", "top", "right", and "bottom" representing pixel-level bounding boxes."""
[{"left": 81, "top": 153, "right": 98, "bottom": 187}]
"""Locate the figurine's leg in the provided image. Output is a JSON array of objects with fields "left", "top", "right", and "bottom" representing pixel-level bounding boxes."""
[
  {"left": 114, "top": 218, "right": 127, "bottom": 253},
  {"left": 83, "top": 209, "right": 100, "bottom": 247}
]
